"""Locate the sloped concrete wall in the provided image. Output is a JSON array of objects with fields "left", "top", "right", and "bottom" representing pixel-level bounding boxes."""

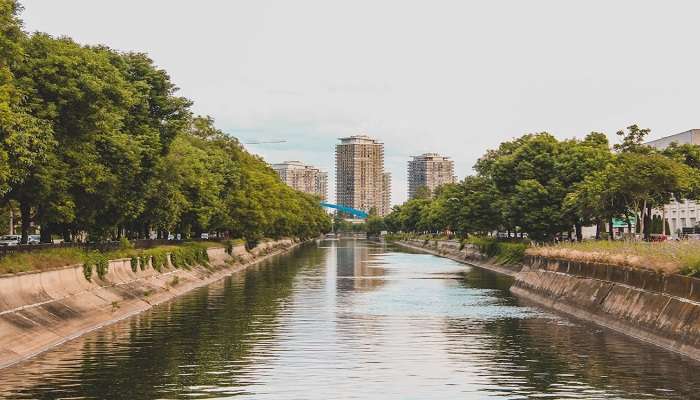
[
  {"left": 395, "top": 239, "right": 521, "bottom": 276},
  {"left": 395, "top": 239, "right": 700, "bottom": 361},
  {"left": 0, "top": 239, "right": 299, "bottom": 369},
  {"left": 512, "top": 257, "right": 700, "bottom": 361}
]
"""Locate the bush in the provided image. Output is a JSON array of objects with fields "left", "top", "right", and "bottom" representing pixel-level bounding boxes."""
[
  {"left": 152, "top": 252, "right": 167, "bottom": 272},
  {"left": 225, "top": 239, "right": 235, "bottom": 255},
  {"left": 95, "top": 255, "right": 109, "bottom": 279},
  {"left": 119, "top": 237, "right": 134, "bottom": 250},
  {"left": 496, "top": 243, "right": 528, "bottom": 264},
  {"left": 81, "top": 252, "right": 109, "bottom": 281},
  {"left": 467, "top": 237, "right": 529, "bottom": 265},
  {"left": 140, "top": 254, "right": 150, "bottom": 271},
  {"left": 130, "top": 256, "right": 138, "bottom": 273},
  {"left": 83, "top": 262, "right": 93, "bottom": 281}
]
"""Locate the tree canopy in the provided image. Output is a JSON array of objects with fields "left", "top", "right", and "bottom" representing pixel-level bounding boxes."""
[
  {"left": 384, "top": 126, "right": 700, "bottom": 242},
  {"left": 0, "top": 1, "right": 330, "bottom": 244}
]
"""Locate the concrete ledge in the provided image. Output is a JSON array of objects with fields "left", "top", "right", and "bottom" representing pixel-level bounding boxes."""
[{"left": 0, "top": 238, "right": 299, "bottom": 369}]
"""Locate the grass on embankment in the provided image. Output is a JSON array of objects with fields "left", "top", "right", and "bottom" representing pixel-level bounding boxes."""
[
  {"left": 527, "top": 240, "right": 700, "bottom": 276},
  {"left": 465, "top": 237, "right": 529, "bottom": 265},
  {"left": 0, "top": 240, "right": 237, "bottom": 275}
]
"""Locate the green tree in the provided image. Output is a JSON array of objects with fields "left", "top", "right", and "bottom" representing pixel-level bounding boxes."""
[
  {"left": 0, "top": 0, "right": 53, "bottom": 242},
  {"left": 613, "top": 124, "right": 651, "bottom": 153}
]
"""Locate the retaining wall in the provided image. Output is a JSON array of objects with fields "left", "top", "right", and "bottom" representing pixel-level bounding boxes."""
[
  {"left": 0, "top": 238, "right": 298, "bottom": 369},
  {"left": 395, "top": 239, "right": 521, "bottom": 276},
  {"left": 513, "top": 256, "right": 700, "bottom": 361},
  {"left": 394, "top": 238, "right": 700, "bottom": 361}
]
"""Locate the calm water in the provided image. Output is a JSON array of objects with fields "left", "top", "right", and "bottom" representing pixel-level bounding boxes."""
[{"left": 1, "top": 239, "right": 699, "bottom": 399}]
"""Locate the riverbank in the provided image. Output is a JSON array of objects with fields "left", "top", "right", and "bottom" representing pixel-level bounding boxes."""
[
  {"left": 0, "top": 238, "right": 301, "bottom": 369},
  {"left": 394, "top": 239, "right": 521, "bottom": 277},
  {"left": 394, "top": 239, "right": 700, "bottom": 361}
]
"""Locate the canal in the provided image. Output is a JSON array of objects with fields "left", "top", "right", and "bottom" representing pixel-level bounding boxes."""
[{"left": 1, "top": 239, "right": 699, "bottom": 399}]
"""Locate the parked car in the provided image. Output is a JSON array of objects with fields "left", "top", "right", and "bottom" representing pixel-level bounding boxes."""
[
  {"left": 28, "top": 235, "right": 41, "bottom": 245},
  {"left": 0, "top": 235, "right": 20, "bottom": 246},
  {"left": 200, "top": 233, "right": 209, "bottom": 240}
]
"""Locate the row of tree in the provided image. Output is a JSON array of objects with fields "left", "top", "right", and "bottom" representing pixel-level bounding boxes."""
[
  {"left": 0, "top": 1, "right": 330, "bottom": 244},
  {"left": 384, "top": 125, "right": 700, "bottom": 241}
]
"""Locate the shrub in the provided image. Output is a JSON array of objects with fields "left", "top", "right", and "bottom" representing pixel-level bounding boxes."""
[
  {"left": 495, "top": 243, "right": 528, "bottom": 264},
  {"left": 170, "top": 251, "right": 181, "bottom": 269},
  {"left": 95, "top": 254, "right": 109, "bottom": 279},
  {"left": 152, "top": 252, "right": 166, "bottom": 272},
  {"left": 467, "top": 237, "right": 529, "bottom": 265},
  {"left": 119, "top": 237, "right": 134, "bottom": 250},
  {"left": 130, "top": 256, "right": 138, "bottom": 273},
  {"left": 83, "top": 262, "right": 93, "bottom": 281},
  {"left": 140, "top": 254, "right": 150, "bottom": 271}
]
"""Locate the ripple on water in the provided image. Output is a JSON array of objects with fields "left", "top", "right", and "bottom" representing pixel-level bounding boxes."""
[{"left": 0, "top": 240, "right": 698, "bottom": 399}]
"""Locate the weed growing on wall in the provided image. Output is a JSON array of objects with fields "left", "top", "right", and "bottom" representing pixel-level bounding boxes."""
[{"left": 83, "top": 262, "right": 93, "bottom": 281}]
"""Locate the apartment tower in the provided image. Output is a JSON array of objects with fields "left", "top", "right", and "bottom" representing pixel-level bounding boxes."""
[
  {"left": 271, "top": 161, "right": 328, "bottom": 201},
  {"left": 335, "top": 134, "right": 391, "bottom": 216},
  {"left": 407, "top": 153, "right": 456, "bottom": 199}
]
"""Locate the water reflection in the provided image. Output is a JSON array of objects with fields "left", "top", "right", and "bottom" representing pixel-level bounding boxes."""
[
  {"left": 0, "top": 240, "right": 698, "bottom": 399},
  {"left": 334, "top": 239, "right": 386, "bottom": 292}
]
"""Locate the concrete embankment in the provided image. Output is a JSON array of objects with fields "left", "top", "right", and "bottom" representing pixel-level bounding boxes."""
[
  {"left": 0, "top": 238, "right": 298, "bottom": 369},
  {"left": 395, "top": 239, "right": 521, "bottom": 277},
  {"left": 395, "top": 239, "right": 700, "bottom": 361}
]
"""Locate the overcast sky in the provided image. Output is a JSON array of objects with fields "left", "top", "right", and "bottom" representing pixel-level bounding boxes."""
[{"left": 19, "top": 0, "right": 700, "bottom": 204}]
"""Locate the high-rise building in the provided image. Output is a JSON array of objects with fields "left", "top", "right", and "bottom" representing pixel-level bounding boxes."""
[
  {"left": 407, "top": 153, "right": 456, "bottom": 199},
  {"left": 335, "top": 134, "right": 391, "bottom": 216},
  {"left": 382, "top": 172, "right": 392, "bottom": 216},
  {"left": 271, "top": 161, "right": 328, "bottom": 201}
]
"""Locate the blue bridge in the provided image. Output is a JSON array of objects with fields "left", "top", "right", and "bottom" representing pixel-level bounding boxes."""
[{"left": 320, "top": 202, "right": 369, "bottom": 219}]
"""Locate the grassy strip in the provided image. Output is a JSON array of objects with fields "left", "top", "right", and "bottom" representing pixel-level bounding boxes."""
[
  {"left": 526, "top": 241, "right": 700, "bottom": 275},
  {"left": 0, "top": 241, "right": 223, "bottom": 276},
  {"left": 466, "top": 237, "right": 528, "bottom": 265}
]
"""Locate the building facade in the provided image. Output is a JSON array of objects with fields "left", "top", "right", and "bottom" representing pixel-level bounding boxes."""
[
  {"left": 335, "top": 134, "right": 391, "bottom": 216},
  {"left": 647, "top": 129, "right": 700, "bottom": 237},
  {"left": 382, "top": 172, "right": 392, "bottom": 216},
  {"left": 407, "top": 153, "right": 456, "bottom": 199},
  {"left": 271, "top": 161, "right": 328, "bottom": 201}
]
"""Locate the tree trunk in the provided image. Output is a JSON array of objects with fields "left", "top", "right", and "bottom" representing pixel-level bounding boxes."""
[
  {"left": 595, "top": 220, "right": 601, "bottom": 240},
  {"left": 608, "top": 217, "right": 614, "bottom": 241},
  {"left": 40, "top": 224, "right": 52, "bottom": 243},
  {"left": 8, "top": 208, "right": 13, "bottom": 235},
  {"left": 19, "top": 201, "right": 30, "bottom": 244},
  {"left": 575, "top": 223, "right": 583, "bottom": 242},
  {"left": 645, "top": 203, "right": 653, "bottom": 240},
  {"left": 640, "top": 200, "right": 647, "bottom": 240}
]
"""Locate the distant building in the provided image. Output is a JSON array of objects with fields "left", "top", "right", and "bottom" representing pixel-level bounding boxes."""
[
  {"left": 271, "top": 161, "right": 328, "bottom": 201},
  {"left": 646, "top": 129, "right": 700, "bottom": 150},
  {"left": 647, "top": 129, "right": 700, "bottom": 237},
  {"left": 335, "top": 134, "right": 391, "bottom": 216},
  {"left": 407, "top": 153, "right": 456, "bottom": 199},
  {"left": 382, "top": 172, "right": 392, "bottom": 216}
]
